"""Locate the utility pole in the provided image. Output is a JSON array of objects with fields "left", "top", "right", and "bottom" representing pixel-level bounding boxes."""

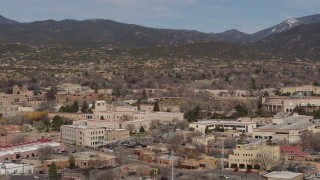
[
  {"left": 170, "top": 150, "right": 174, "bottom": 180},
  {"left": 222, "top": 139, "right": 224, "bottom": 171}
]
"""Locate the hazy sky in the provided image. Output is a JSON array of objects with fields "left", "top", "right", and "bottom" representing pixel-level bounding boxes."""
[{"left": 1, "top": 0, "right": 319, "bottom": 33}]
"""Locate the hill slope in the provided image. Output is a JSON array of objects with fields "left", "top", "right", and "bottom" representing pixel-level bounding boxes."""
[
  {"left": 0, "top": 15, "right": 19, "bottom": 25},
  {"left": 0, "top": 19, "right": 217, "bottom": 47},
  {"left": 217, "top": 14, "right": 320, "bottom": 43},
  {"left": 254, "top": 22, "right": 320, "bottom": 60}
]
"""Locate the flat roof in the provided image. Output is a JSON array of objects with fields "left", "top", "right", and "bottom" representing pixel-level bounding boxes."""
[
  {"left": 191, "top": 120, "right": 256, "bottom": 125},
  {"left": 263, "top": 171, "right": 302, "bottom": 179},
  {"left": 61, "top": 125, "right": 104, "bottom": 129},
  {"left": 259, "top": 119, "right": 320, "bottom": 130},
  {"left": 0, "top": 140, "right": 62, "bottom": 157}
]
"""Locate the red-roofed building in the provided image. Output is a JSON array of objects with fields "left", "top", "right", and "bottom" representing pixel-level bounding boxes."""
[
  {"left": 0, "top": 138, "right": 66, "bottom": 163},
  {"left": 280, "top": 146, "right": 308, "bottom": 161}
]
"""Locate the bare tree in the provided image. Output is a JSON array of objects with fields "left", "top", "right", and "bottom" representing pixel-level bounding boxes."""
[
  {"left": 186, "top": 131, "right": 202, "bottom": 143},
  {"left": 253, "top": 149, "right": 280, "bottom": 171},
  {"left": 37, "top": 146, "right": 53, "bottom": 162},
  {"left": 159, "top": 167, "right": 170, "bottom": 180},
  {"left": 93, "top": 170, "right": 115, "bottom": 180},
  {"left": 127, "top": 124, "right": 135, "bottom": 133},
  {"left": 136, "top": 165, "right": 149, "bottom": 177},
  {"left": 194, "top": 143, "right": 206, "bottom": 159},
  {"left": 300, "top": 132, "right": 320, "bottom": 151},
  {"left": 166, "top": 133, "right": 184, "bottom": 152}
]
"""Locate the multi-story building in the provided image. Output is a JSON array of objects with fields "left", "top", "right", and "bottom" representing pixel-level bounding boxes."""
[
  {"left": 48, "top": 112, "right": 93, "bottom": 121},
  {"left": 228, "top": 141, "right": 280, "bottom": 170},
  {"left": 105, "top": 129, "right": 130, "bottom": 141},
  {"left": 56, "top": 83, "right": 91, "bottom": 95},
  {"left": 60, "top": 125, "right": 105, "bottom": 147},
  {"left": 60, "top": 124, "right": 130, "bottom": 147},
  {"left": 189, "top": 120, "right": 257, "bottom": 134},
  {"left": 262, "top": 95, "right": 320, "bottom": 113},
  {"left": 0, "top": 86, "right": 46, "bottom": 106},
  {"left": 281, "top": 85, "right": 320, "bottom": 95},
  {"left": 252, "top": 113, "right": 320, "bottom": 143},
  {"left": 55, "top": 92, "right": 100, "bottom": 104},
  {"left": 94, "top": 100, "right": 183, "bottom": 122}
]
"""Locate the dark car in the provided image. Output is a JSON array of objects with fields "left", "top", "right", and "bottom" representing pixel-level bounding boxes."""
[{"left": 176, "top": 173, "right": 183, "bottom": 177}]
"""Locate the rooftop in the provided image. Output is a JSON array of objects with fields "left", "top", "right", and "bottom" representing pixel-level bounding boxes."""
[
  {"left": 263, "top": 171, "right": 303, "bottom": 179},
  {"left": 258, "top": 119, "right": 320, "bottom": 130},
  {"left": 0, "top": 139, "right": 62, "bottom": 157},
  {"left": 61, "top": 125, "right": 104, "bottom": 129},
  {"left": 191, "top": 120, "right": 256, "bottom": 125}
]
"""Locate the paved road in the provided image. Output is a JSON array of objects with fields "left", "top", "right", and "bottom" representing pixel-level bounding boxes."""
[{"left": 123, "top": 157, "right": 263, "bottom": 180}]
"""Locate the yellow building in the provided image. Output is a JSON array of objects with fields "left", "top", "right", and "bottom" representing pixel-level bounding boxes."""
[
  {"left": 105, "top": 129, "right": 129, "bottom": 141},
  {"left": 228, "top": 141, "right": 280, "bottom": 170},
  {"left": 281, "top": 85, "right": 320, "bottom": 95}
]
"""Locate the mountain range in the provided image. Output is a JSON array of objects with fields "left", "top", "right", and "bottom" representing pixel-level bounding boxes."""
[
  {"left": 0, "top": 15, "right": 19, "bottom": 25},
  {"left": 0, "top": 14, "right": 319, "bottom": 60}
]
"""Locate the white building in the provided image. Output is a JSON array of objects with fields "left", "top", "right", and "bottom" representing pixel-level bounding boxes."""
[
  {"left": 189, "top": 120, "right": 257, "bottom": 134},
  {"left": 0, "top": 163, "right": 33, "bottom": 176},
  {"left": 60, "top": 125, "right": 105, "bottom": 147},
  {"left": 252, "top": 114, "right": 320, "bottom": 143},
  {"left": 94, "top": 100, "right": 183, "bottom": 122},
  {"left": 60, "top": 124, "right": 130, "bottom": 147}
]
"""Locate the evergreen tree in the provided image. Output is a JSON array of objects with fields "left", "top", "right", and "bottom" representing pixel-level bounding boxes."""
[
  {"left": 52, "top": 115, "right": 64, "bottom": 131},
  {"left": 48, "top": 163, "right": 58, "bottom": 180},
  {"left": 139, "top": 126, "right": 145, "bottom": 133},
  {"left": 153, "top": 101, "right": 160, "bottom": 112},
  {"left": 112, "top": 88, "right": 121, "bottom": 97},
  {"left": 205, "top": 126, "right": 211, "bottom": 135},
  {"left": 91, "top": 101, "right": 95, "bottom": 109},
  {"left": 142, "top": 89, "right": 147, "bottom": 99},
  {"left": 235, "top": 104, "right": 248, "bottom": 117},
  {"left": 68, "top": 155, "right": 76, "bottom": 169},
  {"left": 81, "top": 101, "right": 89, "bottom": 113},
  {"left": 72, "top": 101, "right": 79, "bottom": 112},
  {"left": 137, "top": 99, "right": 141, "bottom": 110},
  {"left": 184, "top": 110, "right": 196, "bottom": 122}
]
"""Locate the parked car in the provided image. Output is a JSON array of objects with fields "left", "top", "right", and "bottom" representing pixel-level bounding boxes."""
[{"left": 176, "top": 173, "right": 183, "bottom": 177}]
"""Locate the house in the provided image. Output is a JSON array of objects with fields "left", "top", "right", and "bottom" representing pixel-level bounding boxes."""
[
  {"left": 191, "top": 135, "right": 215, "bottom": 146},
  {"left": 198, "top": 155, "right": 219, "bottom": 169},
  {"left": 280, "top": 146, "right": 308, "bottom": 161}
]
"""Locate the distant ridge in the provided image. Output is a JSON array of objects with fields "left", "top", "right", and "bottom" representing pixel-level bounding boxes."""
[{"left": 0, "top": 15, "right": 19, "bottom": 25}]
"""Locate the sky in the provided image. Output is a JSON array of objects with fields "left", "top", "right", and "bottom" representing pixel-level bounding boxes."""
[{"left": 1, "top": 0, "right": 320, "bottom": 34}]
